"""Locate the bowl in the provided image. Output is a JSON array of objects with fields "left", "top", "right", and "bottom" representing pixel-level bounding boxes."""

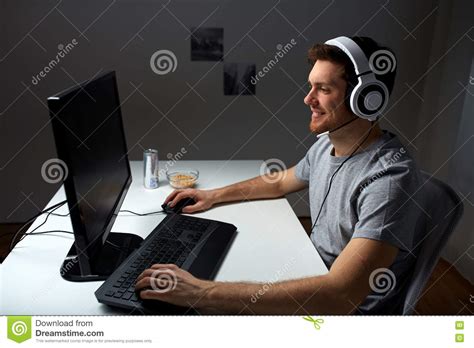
[{"left": 166, "top": 169, "right": 199, "bottom": 189}]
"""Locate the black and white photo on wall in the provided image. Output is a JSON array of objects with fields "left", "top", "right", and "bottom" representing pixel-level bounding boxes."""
[
  {"left": 223, "top": 63, "right": 256, "bottom": 96},
  {"left": 190, "top": 27, "right": 224, "bottom": 61}
]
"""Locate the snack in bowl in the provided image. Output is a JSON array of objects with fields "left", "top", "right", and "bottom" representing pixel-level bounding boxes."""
[{"left": 166, "top": 169, "right": 199, "bottom": 188}]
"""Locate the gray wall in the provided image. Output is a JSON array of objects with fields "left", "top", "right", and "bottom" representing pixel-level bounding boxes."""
[
  {"left": 415, "top": 0, "right": 473, "bottom": 283},
  {"left": 1, "top": 0, "right": 472, "bottom": 279}
]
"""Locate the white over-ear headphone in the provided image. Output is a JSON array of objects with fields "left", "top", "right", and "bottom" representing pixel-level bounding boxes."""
[{"left": 324, "top": 36, "right": 391, "bottom": 121}]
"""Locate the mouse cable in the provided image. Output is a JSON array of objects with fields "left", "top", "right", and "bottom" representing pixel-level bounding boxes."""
[{"left": 117, "top": 209, "right": 165, "bottom": 216}]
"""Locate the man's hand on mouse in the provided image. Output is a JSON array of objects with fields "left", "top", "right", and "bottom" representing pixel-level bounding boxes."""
[
  {"left": 135, "top": 263, "right": 215, "bottom": 311},
  {"left": 163, "top": 188, "right": 217, "bottom": 214}
]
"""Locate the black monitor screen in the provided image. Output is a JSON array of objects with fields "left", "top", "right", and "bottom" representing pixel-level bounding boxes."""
[{"left": 48, "top": 71, "right": 131, "bottom": 273}]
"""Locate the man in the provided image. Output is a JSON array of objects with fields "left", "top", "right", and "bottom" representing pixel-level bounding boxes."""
[{"left": 135, "top": 36, "right": 422, "bottom": 314}]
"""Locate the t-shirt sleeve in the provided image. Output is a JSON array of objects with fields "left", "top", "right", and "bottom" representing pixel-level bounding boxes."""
[
  {"left": 352, "top": 167, "right": 421, "bottom": 252},
  {"left": 295, "top": 142, "right": 319, "bottom": 182}
]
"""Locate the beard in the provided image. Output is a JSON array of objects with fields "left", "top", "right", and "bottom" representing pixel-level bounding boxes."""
[
  {"left": 309, "top": 104, "right": 354, "bottom": 135},
  {"left": 309, "top": 113, "right": 333, "bottom": 134}
]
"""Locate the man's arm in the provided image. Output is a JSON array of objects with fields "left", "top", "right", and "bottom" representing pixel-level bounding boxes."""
[
  {"left": 136, "top": 238, "right": 398, "bottom": 314},
  {"left": 213, "top": 166, "right": 308, "bottom": 203},
  {"left": 165, "top": 166, "right": 308, "bottom": 213}
]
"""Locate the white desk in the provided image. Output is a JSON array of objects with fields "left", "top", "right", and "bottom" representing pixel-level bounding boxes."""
[{"left": 1, "top": 160, "right": 327, "bottom": 315}]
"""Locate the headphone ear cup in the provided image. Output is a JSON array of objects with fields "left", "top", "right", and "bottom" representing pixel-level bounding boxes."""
[{"left": 352, "top": 81, "right": 389, "bottom": 120}]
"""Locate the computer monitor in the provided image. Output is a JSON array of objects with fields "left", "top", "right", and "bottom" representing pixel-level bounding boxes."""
[{"left": 48, "top": 71, "right": 143, "bottom": 282}]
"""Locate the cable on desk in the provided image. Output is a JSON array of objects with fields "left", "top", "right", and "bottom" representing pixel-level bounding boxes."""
[
  {"left": 118, "top": 209, "right": 165, "bottom": 216},
  {"left": 24, "top": 230, "right": 74, "bottom": 236},
  {"left": 8, "top": 203, "right": 163, "bottom": 251},
  {"left": 51, "top": 209, "right": 166, "bottom": 217},
  {"left": 16, "top": 229, "right": 129, "bottom": 252},
  {"left": 12, "top": 203, "right": 64, "bottom": 250},
  {"left": 8, "top": 200, "right": 67, "bottom": 252},
  {"left": 49, "top": 212, "right": 70, "bottom": 217}
]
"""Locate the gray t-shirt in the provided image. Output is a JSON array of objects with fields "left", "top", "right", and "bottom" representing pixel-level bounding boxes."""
[{"left": 295, "top": 130, "right": 422, "bottom": 314}]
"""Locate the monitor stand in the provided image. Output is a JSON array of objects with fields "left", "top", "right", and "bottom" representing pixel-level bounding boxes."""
[{"left": 60, "top": 232, "right": 143, "bottom": 282}]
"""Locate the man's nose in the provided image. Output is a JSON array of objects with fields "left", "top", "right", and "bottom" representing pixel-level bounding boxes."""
[{"left": 304, "top": 91, "right": 317, "bottom": 106}]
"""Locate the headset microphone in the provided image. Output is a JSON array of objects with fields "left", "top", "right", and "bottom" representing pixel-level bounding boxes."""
[{"left": 316, "top": 116, "right": 359, "bottom": 138}]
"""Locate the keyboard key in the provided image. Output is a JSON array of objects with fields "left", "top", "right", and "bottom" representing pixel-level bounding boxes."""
[{"left": 122, "top": 292, "right": 134, "bottom": 300}]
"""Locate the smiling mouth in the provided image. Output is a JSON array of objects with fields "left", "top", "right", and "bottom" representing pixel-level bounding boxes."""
[{"left": 311, "top": 110, "right": 326, "bottom": 117}]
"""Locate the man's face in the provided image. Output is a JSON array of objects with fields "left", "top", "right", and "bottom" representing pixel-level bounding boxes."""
[{"left": 304, "top": 60, "right": 354, "bottom": 134}]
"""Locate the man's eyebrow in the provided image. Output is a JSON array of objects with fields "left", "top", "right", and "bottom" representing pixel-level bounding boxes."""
[{"left": 308, "top": 80, "right": 335, "bottom": 86}]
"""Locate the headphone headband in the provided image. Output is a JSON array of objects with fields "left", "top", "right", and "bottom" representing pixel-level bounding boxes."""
[{"left": 325, "top": 36, "right": 372, "bottom": 75}]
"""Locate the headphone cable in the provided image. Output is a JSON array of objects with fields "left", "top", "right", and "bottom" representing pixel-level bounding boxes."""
[{"left": 310, "top": 122, "right": 376, "bottom": 234}]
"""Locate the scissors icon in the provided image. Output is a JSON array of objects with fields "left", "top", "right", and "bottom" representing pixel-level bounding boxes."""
[{"left": 303, "top": 316, "right": 324, "bottom": 330}]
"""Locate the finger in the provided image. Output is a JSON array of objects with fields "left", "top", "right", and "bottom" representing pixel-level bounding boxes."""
[
  {"left": 170, "top": 192, "right": 189, "bottom": 207},
  {"left": 135, "top": 277, "right": 153, "bottom": 291},
  {"left": 170, "top": 189, "right": 199, "bottom": 206},
  {"left": 136, "top": 277, "right": 175, "bottom": 296},
  {"left": 137, "top": 264, "right": 177, "bottom": 281},
  {"left": 181, "top": 201, "right": 204, "bottom": 214},
  {"left": 150, "top": 263, "right": 178, "bottom": 270},
  {"left": 136, "top": 273, "right": 169, "bottom": 291},
  {"left": 164, "top": 190, "right": 180, "bottom": 204},
  {"left": 137, "top": 265, "right": 177, "bottom": 283},
  {"left": 139, "top": 289, "right": 168, "bottom": 301},
  {"left": 136, "top": 269, "right": 155, "bottom": 282},
  {"left": 163, "top": 190, "right": 182, "bottom": 205}
]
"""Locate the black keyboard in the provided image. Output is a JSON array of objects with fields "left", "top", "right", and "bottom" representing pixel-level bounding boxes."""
[{"left": 95, "top": 213, "right": 237, "bottom": 314}]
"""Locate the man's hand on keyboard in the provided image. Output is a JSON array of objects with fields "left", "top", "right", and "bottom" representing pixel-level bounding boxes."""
[
  {"left": 163, "top": 189, "right": 217, "bottom": 214},
  {"left": 135, "top": 263, "right": 215, "bottom": 309}
]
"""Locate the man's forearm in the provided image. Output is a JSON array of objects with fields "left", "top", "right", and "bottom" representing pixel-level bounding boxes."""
[
  {"left": 211, "top": 174, "right": 283, "bottom": 204},
  {"left": 200, "top": 275, "right": 354, "bottom": 315}
]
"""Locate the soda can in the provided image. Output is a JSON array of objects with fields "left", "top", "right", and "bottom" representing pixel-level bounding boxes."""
[{"left": 143, "top": 149, "right": 159, "bottom": 189}]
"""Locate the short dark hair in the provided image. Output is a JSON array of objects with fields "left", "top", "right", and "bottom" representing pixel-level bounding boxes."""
[{"left": 307, "top": 36, "right": 396, "bottom": 94}]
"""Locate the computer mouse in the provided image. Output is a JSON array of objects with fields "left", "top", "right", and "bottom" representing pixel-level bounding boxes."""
[{"left": 161, "top": 197, "right": 197, "bottom": 214}]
